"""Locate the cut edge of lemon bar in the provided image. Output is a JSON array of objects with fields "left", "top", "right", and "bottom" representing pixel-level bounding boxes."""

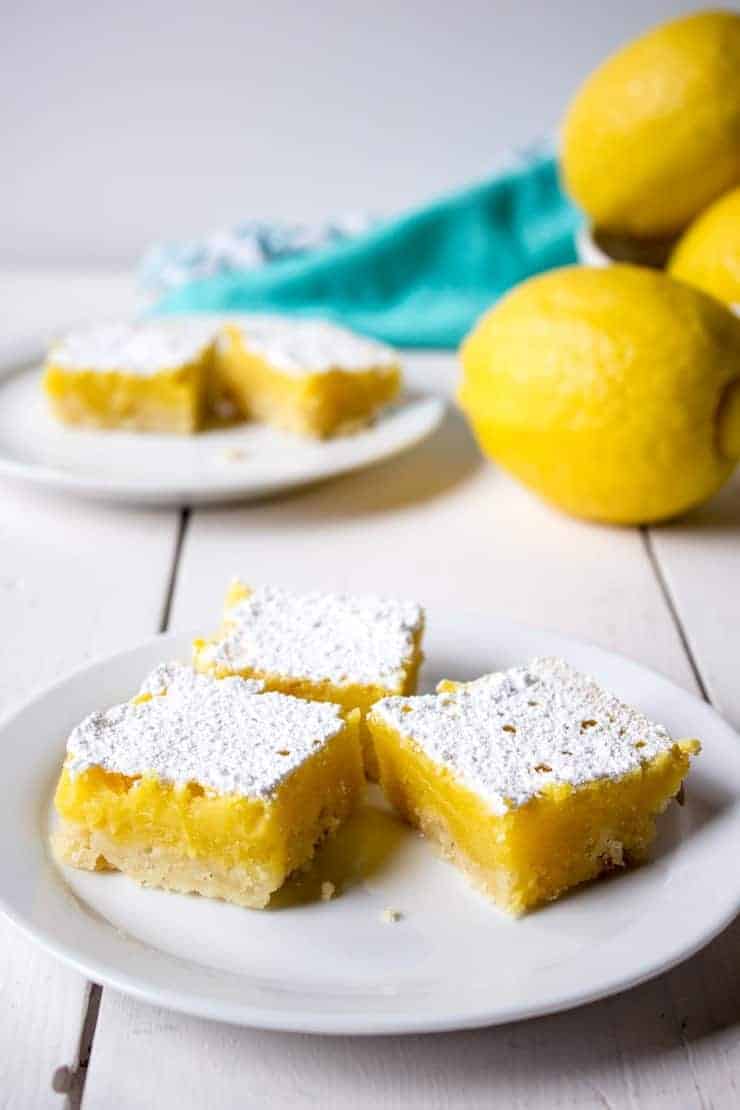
[
  {"left": 192, "top": 579, "right": 425, "bottom": 780},
  {"left": 52, "top": 662, "right": 364, "bottom": 908},
  {"left": 367, "top": 656, "right": 700, "bottom": 916},
  {"left": 43, "top": 320, "right": 217, "bottom": 434},
  {"left": 212, "top": 316, "right": 402, "bottom": 437}
]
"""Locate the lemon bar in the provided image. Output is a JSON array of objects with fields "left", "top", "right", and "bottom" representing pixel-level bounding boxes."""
[
  {"left": 194, "top": 581, "right": 425, "bottom": 778},
  {"left": 53, "top": 662, "right": 364, "bottom": 908},
  {"left": 43, "top": 321, "right": 216, "bottom": 433},
  {"left": 213, "top": 316, "right": 401, "bottom": 437},
  {"left": 368, "top": 657, "right": 699, "bottom": 915}
]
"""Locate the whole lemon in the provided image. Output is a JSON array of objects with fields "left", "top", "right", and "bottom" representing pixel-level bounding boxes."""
[
  {"left": 669, "top": 187, "right": 740, "bottom": 307},
  {"left": 458, "top": 266, "right": 740, "bottom": 524},
  {"left": 562, "top": 10, "right": 740, "bottom": 238}
]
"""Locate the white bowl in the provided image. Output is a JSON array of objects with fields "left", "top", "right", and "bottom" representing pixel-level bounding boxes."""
[
  {"left": 575, "top": 224, "right": 613, "bottom": 267},
  {"left": 577, "top": 224, "right": 740, "bottom": 317},
  {"left": 576, "top": 224, "right": 681, "bottom": 270}
]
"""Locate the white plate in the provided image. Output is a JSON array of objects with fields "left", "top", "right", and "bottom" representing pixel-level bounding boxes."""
[
  {"left": 2, "top": 611, "right": 739, "bottom": 1035},
  {"left": 0, "top": 343, "right": 444, "bottom": 506}
]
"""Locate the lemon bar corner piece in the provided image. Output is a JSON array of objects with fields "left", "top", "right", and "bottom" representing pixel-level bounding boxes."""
[
  {"left": 53, "top": 663, "right": 364, "bottom": 908},
  {"left": 368, "top": 656, "right": 699, "bottom": 916},
  {"left": 43, "top": 321, "right": 217, "bottom": 434}
]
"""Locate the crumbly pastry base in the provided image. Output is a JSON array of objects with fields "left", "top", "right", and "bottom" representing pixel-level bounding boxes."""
[
  {"left": 52, "top": 822, "right": 277, "bottom": 909},
  {"left": 47, "top": 393, "right": 198, "bottom": 435}
]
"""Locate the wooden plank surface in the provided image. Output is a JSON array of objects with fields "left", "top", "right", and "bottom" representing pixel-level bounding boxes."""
[
  {"left": 0, "top": 273, "right": 178, "bottom": 1110},
  {"left": 0, "top": 484, "right": 179, "bottom": 1109},
  {"left": 83, "top": 354, "right": 740, "bottom": 1109}
]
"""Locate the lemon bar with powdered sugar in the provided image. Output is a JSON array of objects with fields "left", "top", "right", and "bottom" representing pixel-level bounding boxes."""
[
  {"left": 53, "top": 662, "right": 363, "bottom": 908},
  {"left": 368, "top": 656, "right": 699, "bottom": 914}
]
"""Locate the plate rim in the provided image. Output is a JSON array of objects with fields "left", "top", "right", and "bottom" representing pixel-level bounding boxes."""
[
  {"left": 2, "top": 621, "right": 739, "bottom": 1035},
  {"left": 0, "top": 347, "right": 445, "bottom": 505}
]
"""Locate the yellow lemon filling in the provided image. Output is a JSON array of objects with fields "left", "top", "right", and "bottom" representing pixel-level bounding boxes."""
[
  {"left": 43, "top": 361, "right": 209, "bottom": 435},
  {"left": 213, "top": 323, "right": 401, "bottom": 438}
]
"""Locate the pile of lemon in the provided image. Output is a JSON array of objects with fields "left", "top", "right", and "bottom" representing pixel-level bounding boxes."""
[{"left": 459, "top": 10, "right": 740, "bottom": 524}]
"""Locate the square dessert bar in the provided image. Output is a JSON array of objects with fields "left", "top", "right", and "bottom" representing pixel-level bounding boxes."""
[
  {"left": 368, "top": 657, "right": 700, "bottom": 915},
  {"left": 53, "top": 662, "right": 364, "bottom": 908},
  {"left": 193, "top": 581, "right": 425, "bottom": 778},
  {"left": 43, "top": 321, "right": 217, "bottom": 434},
  {"left": 213, "top": 316, "right": 402, "bottom": 437}
]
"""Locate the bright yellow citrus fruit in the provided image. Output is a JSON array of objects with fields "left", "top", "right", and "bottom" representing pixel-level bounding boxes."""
[
  {"left": 668, "top": 187, "right": 740, "bottom": 307},
  {"left": 561, "top": 10, "right": 740, "bottom": 238},
  {"left": 458, "top": 265, "right": 740, "bottom": 525}
]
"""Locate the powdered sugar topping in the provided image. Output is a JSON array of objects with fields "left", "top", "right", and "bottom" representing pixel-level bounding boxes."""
[
  {"left": 202, "top": 583, "right": 424, "bottom": 688},
  {"left": 137, "top": 660, "right": 264, "bottom": 698},
  {"left": 49, "top": 320, "right": 218, "bottom": 376},
  {"left": 64, "top": 663, "right": 345, "bottom": 798},
  {"left": 372, "top": 657, "right": 686, "bottom": 814},
  {"left": 47, "top": 314, "right": 400, "bottom": 380},
  {"left": 228, "top": 315, "right": 400, "bottom": 377}
]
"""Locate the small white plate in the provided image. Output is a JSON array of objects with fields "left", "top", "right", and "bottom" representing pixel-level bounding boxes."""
[
  {"left": 0, "top": 343, "right": 444, "bottom": 506},
  {"left": 1, "top": 611, "right": 739, "bottom": 1035}
]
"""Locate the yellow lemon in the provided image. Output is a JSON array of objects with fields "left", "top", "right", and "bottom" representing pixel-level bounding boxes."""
[
  {"left": 562, "top": 10, "right": 740, "bottom": 238},
  {"left": 668, "top": 187, "right": 740, "bottom": 308},
  {"left": 458, "top": 266, "right": 740, "bottom": 525}
]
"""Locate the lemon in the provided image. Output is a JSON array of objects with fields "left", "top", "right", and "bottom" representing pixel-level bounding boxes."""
[
  {"left": 562, "top": 10, "right": 740, "bottom": 238},
  {"left": 458, "top": 266, "right": 740, "bottom": 525},
  {"left": 669, "top": 187, "right": 740, "bottom": 307}
]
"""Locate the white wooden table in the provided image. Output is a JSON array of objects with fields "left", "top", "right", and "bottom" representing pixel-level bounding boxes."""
[{"left": 2, "top": 268, "right": 739, "bottom": 1110}]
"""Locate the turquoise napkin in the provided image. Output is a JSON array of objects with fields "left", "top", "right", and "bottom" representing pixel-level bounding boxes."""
[{"left": 152, "top": 152, "right": 580, "bottom": 349}]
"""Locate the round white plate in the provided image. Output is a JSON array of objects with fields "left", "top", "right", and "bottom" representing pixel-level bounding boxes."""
[
  {"left": 0, "top": 343, "right": 444, "bottom": 506},
  {"left": 1, "top": 612, "right": 739, "bottom": 1035}
]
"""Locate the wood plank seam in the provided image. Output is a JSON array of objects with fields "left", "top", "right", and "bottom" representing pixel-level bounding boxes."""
[
  {"left": 643, "top": 523, "right": 718, "bottom": 1110},
  {"left": 60, "top": 983, "right": 102, "bottom": 1110},
  {"left": 641, "top": 528, "right": 710, "bottom": 703},
  {"left": 63, "top": 506, "right": 191, "bottom": 1108},
  {"left": 159, "top": 509, "right": 192, "bottom": 634}
]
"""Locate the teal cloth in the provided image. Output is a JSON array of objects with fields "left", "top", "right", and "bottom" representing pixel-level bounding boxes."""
[{"left": 152, "top": 153, "right": 580, "bottom": 348}]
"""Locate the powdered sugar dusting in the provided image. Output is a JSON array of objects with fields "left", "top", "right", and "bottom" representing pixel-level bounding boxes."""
[
  {"left": 47, "top": 314, "right": 400, "bottom": 380},
  {"left": 230, "top": 315, "right": 400, "bottom": 377},
  {"left": 372, "top": 657, "right": 687, "bottom": 814},
  {"left": 48, "top": 320, "right": 217, "bottom": 376},
  {"left": 65, "top": 663, "right": 345, "bottom": 798},
  {"left": 202, "top": 583, "right": 424, "bottom": 688},
  {"left": 138, "top": 660, "right": 264, "bottom": 698}
]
